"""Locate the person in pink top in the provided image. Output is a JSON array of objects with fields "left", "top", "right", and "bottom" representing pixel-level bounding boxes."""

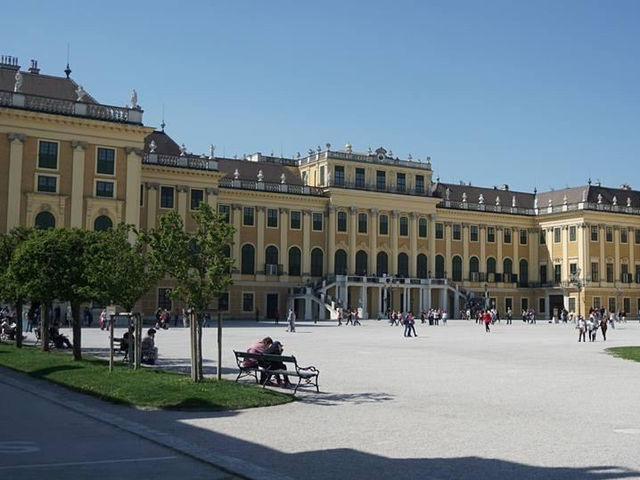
[{"left": 242, "top": 337, "right": 274, "bottom": 384}]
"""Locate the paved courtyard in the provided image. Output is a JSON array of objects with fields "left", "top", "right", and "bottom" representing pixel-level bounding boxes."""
[{"left": 19, "top": 320, "right": 640, "bottom": 479}]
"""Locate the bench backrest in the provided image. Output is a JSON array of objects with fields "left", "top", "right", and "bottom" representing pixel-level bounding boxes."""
[{"left": 234, "top": 350, "right": 296, "bottom": 365}]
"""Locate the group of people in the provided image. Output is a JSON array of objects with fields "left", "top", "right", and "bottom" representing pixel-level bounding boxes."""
[
  {"left": 243, "top": 336, "right": 293, "bottom": 388},
  {"left": 337, "top": 307, "right": 361, "bottom": 326},
  {"left": 576, "top": 314, "right": 610, "bottom": 342}
]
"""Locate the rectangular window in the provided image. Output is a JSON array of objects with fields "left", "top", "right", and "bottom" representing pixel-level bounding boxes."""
[
  {"left": 540, "top": 265, "right": 547, "bottom": 283},
  {"left": 313, "top": 212, "right": 323, "bottom": 231},
  {"left": 470, "top": 225, "right": 478, "bottom": 242},
  {"left": 554, "top": 227, "right": 561, "bottom": 243},
  {"left": 96, "top": 181, "right": 114, "bottom": 198},
  {"left": 290, "top": 211, "right": 301, "bottom": 229},
  {"left": 358, "top": 213, "right": 367, "bottom": 233},
  {"left": 334, "top": 166, "right": 345, "bottom": 186},
  {"left": 96, "top": 147, "right": 115, "bottom": 175},
  {"left": 242, "top": 292, "right": 254, "bottom": 312},
  {"left": 591, "top": 262, "right": 599, "bottom": 282},
  {"left": 624, "top": 297, "right": 630, "bottom": 314},
  {"left": 520, "top": 229, "right": 527, "bottom": 245},
  {"left": 267, "top": 208, "right": 278, "bottom": 228},
  {"left": 337, "top": 211, "right": 347, "bottom": 232},
  {"left": 569, "top": 226, "right": 576, "bottom": 242},
  {"left": 591, "top": 226, "right": 598, "bottom": 242},
  {"left": 606, "top": 263, "right": 614, "bottom": 282},
  {"left": 539, "top": 297, "right": 546, "bottom": 313},
  {"left": 218, "top": 292, "right": 229, "bottom": 312},
  {"left": 396, "top": 173, "right": 406, "bottom": 192},
  {"left": 606, "top": 227, "right": 613, "bottom": 242},
  {"left": 570, "top": 263, "right": 577, "bottom": 276},
  {"left": 415, "top": 175, "right": 425, "bottom": 194},
  {"left": 554, "top": 264, "right": 561, "bottom": 283},
  {"left": 38, "top": 140, "right": 58, "bottom": 169},
  {"left": 379, "top": 214, "right": 388, "bottom": 235},
  {"left": 521, "top": 298, "right": 529, "bottom": 312},
  {"left": 190, "top": 188, "right": 204, "bottom": 210},
  {"left": 37, "top": 175, "right": 57, "bottom": 193},
  {"left": 453, "top": 224, "right": 461, "bottom": 241},
  {"left": 435, "top": 223, "right": 444, "bottom": 239},
  {"left": 504, "top": 228, "right": 512, "bottom": 244},
  {"left": 160, "top": 186, "right": 174, "bottom": 209},
  {"left": 158, "top": 288, "right": 172, "bottom": 310},
  {"left": 487, "top": 227, "right": 495, "bottom": 243},
  {"left": 419, "top": 218, "right": 427, "bottom": 238},
  {"left": 636, "top": 264, "right": 640, "bottom": 283},
  {"left": 540, "top": 229, "right": 546, "bottom": 244},
  {"left": 593, "top": 296, "right": 601, "bottom": 309},
  {"left": 376, "top": 170, "right": 386, "bottom": 190},
  {"left": 608, "top": 297, "right": 616, "bottom": 313},
  {"left": 218, "top": 204, "right": 230, "bottom": 223},
  {"left": 243, "top": 207, "right": 254, "bottom": 226},
  {"left": 355, "top": 168, "right": 365, "bottom": 188},
  {"left": 319, "top": 166, "right": 325, "bottom": 185},
  {"left": 621, "top": 228, "right": 628, "bottom": 243},
  {"left": 636, "top": 229, "right": 640, "bottom": 244},
  {"left": 400, "top": 216, "right": 408, "bottom": 236},
  {"left": 568, "top": 297, "right": 576, "bottom": 313}
]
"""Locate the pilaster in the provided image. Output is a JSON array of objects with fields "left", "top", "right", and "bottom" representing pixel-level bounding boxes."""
[
  {"left": 70, "top": 141, "right": 87, "bottom": 228},
  {"left": 6, "top": 133, "right": 25, "bottom": 232}
]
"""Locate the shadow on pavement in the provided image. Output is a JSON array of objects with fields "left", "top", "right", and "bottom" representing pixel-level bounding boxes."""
[{"left": 297, "top": 391, "right": 395, "bottom": 406}]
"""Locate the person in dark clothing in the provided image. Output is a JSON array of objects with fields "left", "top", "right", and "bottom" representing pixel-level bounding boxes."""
[
  {"left": 263, "top": 341, "right": 292, "bottom": 388},
  {"left": 83, "top": 307, "right": 93, "bottom": 327},
  {"left": 50, "top": 323, "right": 73, "bottom": 349}
]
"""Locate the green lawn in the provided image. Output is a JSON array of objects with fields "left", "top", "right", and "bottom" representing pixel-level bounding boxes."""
[
  {"left": 0, "top": 343, "right": 293, "bottom": 410},
  {"left": 606, "top": 346, "right": 640, "bottom": 363}
]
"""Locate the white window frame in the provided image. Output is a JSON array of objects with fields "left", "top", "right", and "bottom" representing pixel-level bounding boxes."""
[
  {"left": 95, "top": 146, "right": 117, "bottom": 177},
  {"left": 95, "top": 179, "right": 116, "bottom": 199},
  {"left": 159, "top": 185, "right": 175, "bottom": 209},
  {"left": 37, "top": 139, "right": 60, "bottom": 171},
  {"left": 34, "top": 172, "right": 60, "bottom": 194},
  {"left": 189, "top": 188, "right": 205, "bottom": 211}
]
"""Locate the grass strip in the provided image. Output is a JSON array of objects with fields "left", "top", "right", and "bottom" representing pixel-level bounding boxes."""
[
  {"left": 606, "top": 346, "right": 640, "bottom": 363},
  {"left": 0, "top": 343, "right": 293, "bottom": 410}
]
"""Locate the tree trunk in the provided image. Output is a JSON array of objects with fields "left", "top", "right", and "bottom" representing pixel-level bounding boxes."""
[
  {"left": 71, "top": 302, "right": 82, "bottom": 361},
  {"left": 196, "top": 315, "right": 203, "bottom": 381},
  {"left": 14, "top": 301, "right": 23, "bottom": 349},
  {"left": 189, "top": 310, "right": 198, "bottom": 382},
  {"left": 41, "top": 304, "right": 50, "bottom": 352}
]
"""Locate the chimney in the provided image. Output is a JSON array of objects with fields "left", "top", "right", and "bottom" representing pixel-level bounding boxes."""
[
  {"left": 28, "top": 59, "right": 40, "bottom": 74},
  {"left": 0, "top": 55, "right": 20, "bottom": 71}
]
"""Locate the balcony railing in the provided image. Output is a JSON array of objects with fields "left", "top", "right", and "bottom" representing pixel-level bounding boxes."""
[
  {"left": 219, "top": 178, "right": 325, "bottom": 196},
  {"left": 143, "top": 153, "right": 218, "bottom": 171},
  {"left": 328, "top": 180, "right": 430, "bottom": 197},
  {"left": 299, "top": 149, "right": 432, "bottom": 171},
  {"left": 264, "top": 264, "right": 283, "bottom": 276},
  {"left": 0, "top": 89, "right": 143, "bottom": 124}
]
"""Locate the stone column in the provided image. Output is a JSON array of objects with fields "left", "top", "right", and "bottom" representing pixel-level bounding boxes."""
[
  {"left": 424, "top": 287, "right": 431, "bottom": 310},
  {"left": 628, "top": 227, "right": 634, "bottom": 280},
  {"left": 145, "top": 183, "right": 158, "bottom": 229},
  {"left": 377, "top": 287, "right": 383, "bottom": 316},
  {"left": 614, "top": 226, "right": 620, "bottom": 281},
  {"left": 445, "top": 222, "right": 452, "bottom": 278},
  {"left": 280, "top": 208, "right": 289, "bottom": 276},
  {"left": 428, "top": 214, "right": 436, "bottom": 277},
  {"left": 479, "top": 225, "right": 486, "bottom": 275},
  {"left": 6, "top": 133, "right": 25, "bottom": 232},
  {"left": 391, "top": 210, "right": 399, "bottom": 275},
  {"left": 302, "top": 210, "right": 311, "bottom": 277},
  {"left": 349, "top": 207, "right": 357, "bottom": 274},
  {"left": 70, "top": 141, "right": 87, "bottom": 228},
  {"left": 205, "top": 187, "right": 217, "bottom": 208},
  {"left": 529, "top": 228, "right": 539, "bottom": 282},
  {"left": 410, "top": 212, "right": 418, "bottom": 277},
  {"left": 125, "top": 147, "right": 143, "bottom": 232},
  {"left": 256, "top": 206, "right": 266, "bottom": 276},
  {"left": 361, "top": 285, "right": 368, "bottom": 318},
  {"left": 513, "top": 228, "right": 520, "bottom": 278},
  {"left": 582, "top": 224, "right": 590, "bottom": 278},
  {"left": 561, "top": 225, "right": 569, "bottom": 281},
  {"left": 440, "top": 288, "right": 447, "bottom": 311},
  {"left": 369, "top": 209, "right": 378, "bottom": 275},
  {"left": 176, "top": 185, "right": 188, "bottom": 227},
  {"left": 232, "top": 204, "right": 242, "bottom": 271},
  {"left": 462, "top": 223, "right": 469, "bottom": 281},
  {"left": 497, "top": 227, "right": 503, "bottom": 274},
  {"left": 328, "top": 205, "right": 336, "bottom": 274}
]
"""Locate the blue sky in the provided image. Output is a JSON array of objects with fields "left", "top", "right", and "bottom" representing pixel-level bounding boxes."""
[{"left": 3, "top": 0, "right": 639, "bottom": 191}]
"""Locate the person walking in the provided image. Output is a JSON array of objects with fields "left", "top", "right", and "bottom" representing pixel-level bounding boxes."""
[
  {"left": 483, "top": 310, "right": 491, "bottom": 333},
  {"left": 577, "top": 316, "right": 586, "bottom": 342},
  {"left": 408, "top": 312, "right": 418, "bottom": 337},
  {"left": 403, "top": 312, "right": 412, "bottom": 337},
  {"left": 287, "top": 309, "right": 296, "bottom": 333},
  {"left": 337, "top": 307, "right": 343, "bottom": 326},
  {"left": 600, "top": 315, "right": 608, "bottom": 341},
  {"left": 353, "top": 309, "right": 361, "bottom": 326}
]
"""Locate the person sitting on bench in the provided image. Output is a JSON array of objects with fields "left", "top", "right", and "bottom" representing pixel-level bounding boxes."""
[
  {"left": 49, "top": 322, "right": 73, "bottom": 349},
  {"left": 264, "top": 341, "right": 293, "bottom": 388},
  {"left": 141, "top": 328, "right": 158, "bottom": 365},
  {"left": 243, "top": 337, "right": 273, "bottom": 384}
]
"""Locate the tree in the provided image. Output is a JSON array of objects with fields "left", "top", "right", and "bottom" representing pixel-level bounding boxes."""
[
  {"left": 85, "top": 224, "right": 162, "bottom": 312},
  {"left": 146, "top": 203, "right": 234, "bottom": 381},
  {"left": 0, "top": 227, "right": 32, "bottom": 348},
  {"left": 10, "top": 228, "right": 93, "bottom": 358}
]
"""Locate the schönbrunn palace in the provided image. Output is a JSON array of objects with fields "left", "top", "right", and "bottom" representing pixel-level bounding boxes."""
[{"left": 2, "top": 56, "right": 639, "bottom": 321}]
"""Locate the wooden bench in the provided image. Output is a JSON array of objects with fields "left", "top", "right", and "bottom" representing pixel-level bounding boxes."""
[
  {"left": 233, "top": 350, "right": 320, "bottom": 394},
  {"left": 33, "top": 328, "right": 55, "bottom": 349},
  {"left": 111, "top": 337, "right": 130, "bottom": 361}
]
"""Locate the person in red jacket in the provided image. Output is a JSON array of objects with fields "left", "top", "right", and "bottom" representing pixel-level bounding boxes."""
[{"left": 483, "top": 310, "right": 491, "bottom": 333}]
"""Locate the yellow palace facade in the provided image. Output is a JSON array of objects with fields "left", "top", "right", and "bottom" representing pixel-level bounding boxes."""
[{"left": 2, "top": 57, "right": 640, "bottom": 320}]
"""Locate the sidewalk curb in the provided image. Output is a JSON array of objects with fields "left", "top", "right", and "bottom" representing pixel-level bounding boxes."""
[{"left": 0, "top": 367, "right": 292, "bottom": 480}]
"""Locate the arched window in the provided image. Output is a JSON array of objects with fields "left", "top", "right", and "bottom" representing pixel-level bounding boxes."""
[
  {"left": 417, "top": 254, "right": 428, "bottom": 279},
  {"left": 398, "top": 253, "right": 409, "bottom": 277},
  {"left": 289, "top": 247, "right": 301, "bottom": 276},
  {"left": 376, "top": 251, "right": 388, "bottom": 277},
  {"left": 503, "top": 258, "right": 513, "bottom": 275},
  {"left": 435, "top": 255, "right": 445, "bottom": 279},
  {"left": 469, "top": 256, "right": 479, "bottom": 273},
  {"left": 265, "top": 246, "right": 279, "bottom": 265},
  {"left": 487, "top": 257, "right": 496, "bottom": 274},
  {"left": 34, "top": 211, "right": 55, "bottom": 229},
  {"left": 334, "top": 249, "right": 347, "bottom": 275},
  {"left": 452, "top": 256, "right": 463, "bottom": 281},
  {"left": 94, "top": 215, "right": 113, "bottom": 232},
  {"left": 310, "top": 248, "right": 323, "bottom": 277},
  {"left": 519, "top": 259, "right": 529, "bottom": 284},
  {"left": 355, "top": 250, "right": 368, "bottom": 276},
  {"left": 241, "top": 244, "right": 255, "bottom": 274}
]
